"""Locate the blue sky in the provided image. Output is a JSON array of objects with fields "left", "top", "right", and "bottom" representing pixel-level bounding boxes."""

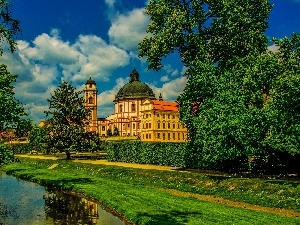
[{"left": 1, "top": 0, "right": 300, "bottom": 124}]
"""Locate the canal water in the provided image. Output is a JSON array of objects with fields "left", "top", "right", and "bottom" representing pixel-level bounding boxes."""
[{"left": 0, "top": 172, "right": 125, "bottom": 225}]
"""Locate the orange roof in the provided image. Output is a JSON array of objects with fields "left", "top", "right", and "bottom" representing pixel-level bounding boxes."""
[{"left": 152, "top": 100, "right": 178, "bottom": 111}]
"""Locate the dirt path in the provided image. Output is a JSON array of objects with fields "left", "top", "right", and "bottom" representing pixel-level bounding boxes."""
[
  {"left": 160, "top": 189, "right": 300, "bottom": 218},
  {"left": 16, "top": 154, "right": 176, "bottom": 171},
  {"left": 15, "top": 154, "right": 300, "bottom": 218}
]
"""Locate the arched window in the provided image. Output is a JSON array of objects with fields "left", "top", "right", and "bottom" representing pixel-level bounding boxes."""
[
  {"left": 119, "top": 104, "right": 123, "bottom": 113},
  {"left": 88, "top": 97, "right": 93, "bottom": 104}
]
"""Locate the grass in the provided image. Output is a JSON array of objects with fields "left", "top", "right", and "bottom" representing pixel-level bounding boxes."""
[{"left": 2, "top": 157, "right": 300, "bottom": 225}]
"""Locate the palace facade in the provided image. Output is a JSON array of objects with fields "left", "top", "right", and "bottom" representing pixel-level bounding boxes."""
[{"left": 84, "top": 68, "right": 188, "bottom": 142}]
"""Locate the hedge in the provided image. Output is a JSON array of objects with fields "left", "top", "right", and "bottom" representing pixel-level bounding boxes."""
[
  {"left": 105, "top": 141, "right": 189, "bottom": 167},
  {"left": 6, "top": 143, "right": 32, "bottom": 154}
]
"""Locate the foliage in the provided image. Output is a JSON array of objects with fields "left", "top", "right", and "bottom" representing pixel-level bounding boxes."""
[
  {"left": 28, "top": 125, "right": 48, "bottom": 153},
  {"left": 105, "top": 141, "right": 188, "bottom": 167},
  {"left": 14, "top": 118, "right": 33, "bottom": 137},
  {"left": 106, "top": 128, "right": 112, "bottom": 137},
  {"left": 113, "top": 126, "right": 119, "bottom": 136},
  {"left": 8, "top": 143, "right": 31, "bottom": 154},
  {"left": 139, "top": 0, "right": 300, "bottom": 173},
  {"left": 44, "top": 81, "right": 92, "bottom": 159},
  {"left": 0, "top": 0, "right": 21, "bottom": 55},
  {"left": 3, "top": 158, "right": 300, "bottom": 225},
  {"left": 0, "top": 64, "right": 27, "bottom": 132},
  {"left": 0, "top": 144, "right": 19, "bottom": 165}
]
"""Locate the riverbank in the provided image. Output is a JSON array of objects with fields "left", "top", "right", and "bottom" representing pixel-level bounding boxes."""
[{"left": 2, "top": 157, "right": 300, "bottom": 225}]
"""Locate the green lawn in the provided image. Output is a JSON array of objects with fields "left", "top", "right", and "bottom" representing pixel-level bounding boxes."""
[{"left": 2, "top": 157, "right": 300, "bottom": 225}]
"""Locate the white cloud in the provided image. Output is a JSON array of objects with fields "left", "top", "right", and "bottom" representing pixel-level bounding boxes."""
[
  {"left": 160, "top": 75, "right": 170, "bottom": 82},
  {"left": 108, "top": 8, "right": 150, "bottom": 52},
  {"left": 267, "top": 44, "right": 280, "bottom": 52},
  {"left": 150, "top": 76, "right": 188, "bottom": 102}
]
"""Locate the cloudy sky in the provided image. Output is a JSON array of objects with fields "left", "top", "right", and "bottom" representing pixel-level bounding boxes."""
[{"left": 1, "top": 0, "right": 300, "bottom": 124}]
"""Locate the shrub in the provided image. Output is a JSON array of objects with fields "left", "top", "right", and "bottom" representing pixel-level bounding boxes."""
[{"left": 105, "top": 141, "right": 188, "bottom": 167}]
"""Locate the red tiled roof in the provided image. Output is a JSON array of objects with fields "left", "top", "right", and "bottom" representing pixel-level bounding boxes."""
[{"left": 152, "top": 100, "right": 178, "bottom": 111}]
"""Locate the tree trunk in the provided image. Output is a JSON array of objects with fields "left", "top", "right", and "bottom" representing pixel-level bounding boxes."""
[{"left": 65, "top": 150, "right": 71, "bottom": 160}]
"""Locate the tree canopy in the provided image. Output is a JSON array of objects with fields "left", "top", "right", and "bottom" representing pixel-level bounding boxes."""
[
  {"left": 0, "top": 0, "right": 21, "bottom": 55},
  {"left": 44, "top": 81, "right": 93, "bottom": 159},
  {"left": 139, "top": 0, "right": 300, "bottom": 173}
]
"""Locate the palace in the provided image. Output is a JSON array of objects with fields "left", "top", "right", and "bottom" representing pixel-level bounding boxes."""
[{"left": 84, "top": 68, "right": 188, "bottom": 142}]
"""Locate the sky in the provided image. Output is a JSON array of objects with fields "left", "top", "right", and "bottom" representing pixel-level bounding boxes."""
[{"left": 1, "top": 0, "right": 300, "bottom": 124}]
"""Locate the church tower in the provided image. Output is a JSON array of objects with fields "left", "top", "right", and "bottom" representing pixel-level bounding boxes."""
[{"left": 84, "top": 76, "right": 98, "bottom": 133}]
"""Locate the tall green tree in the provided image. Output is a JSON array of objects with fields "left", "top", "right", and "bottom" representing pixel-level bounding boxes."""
[
  {"left": 0, "top": 0, "right": 21, "bottom": 165},
  {"left": 28, "top": 125, "right": 48, "bottom": 153},
  {"left": 0, "top": 65, "right": 26, "bottom": 132},
  {"left": 0, "top": 0, "right": 21, "bottom": 55},
  {"left": 44, "top": 81, "right": 92, "bottom": 159},
  {"left": 139, "top": 0, "right": 275, "bottom": 171}
]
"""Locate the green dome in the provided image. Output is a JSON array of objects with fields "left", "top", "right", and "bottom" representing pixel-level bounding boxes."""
[{"left": 115, "top": 69, "right": 156, "bottom": 100}]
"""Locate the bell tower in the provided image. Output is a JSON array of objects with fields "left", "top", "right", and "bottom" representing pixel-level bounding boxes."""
[{"left": 84, "top": 76, "right": 98, "bottom": 133}]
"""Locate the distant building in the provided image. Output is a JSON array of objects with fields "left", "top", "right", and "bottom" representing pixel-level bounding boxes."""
[{"left": 82, "top": 68, "right": 188, "bottom": 142}]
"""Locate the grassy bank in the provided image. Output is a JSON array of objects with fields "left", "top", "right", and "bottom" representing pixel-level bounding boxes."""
[{"left": 2, "top": 157, "right": 300, "bottom": 225}]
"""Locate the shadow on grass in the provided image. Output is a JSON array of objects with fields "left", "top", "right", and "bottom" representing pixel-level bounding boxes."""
[
  {"left": 40, "top": 177, "right": 94, "bottom": 188},
  {"left": 137, "top": 210, "right": 202, "bottom": 225},
  {"left": 264, "top": 180, "right": 299, "bottom": 188}
]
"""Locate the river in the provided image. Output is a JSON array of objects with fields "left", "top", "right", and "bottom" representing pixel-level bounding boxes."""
[{"left": 0, "top": 172, "right": 125, "bottom": 225}]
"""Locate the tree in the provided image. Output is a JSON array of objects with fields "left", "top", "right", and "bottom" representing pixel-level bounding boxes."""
[
  {"left": 107, "top": 128, "right": 112, "bottom": 137},
  {"left": 0, "top": 65, "right": 27, "bottom": 132},
  {"left": 0, "top": 0, "right": 21, "bottom": 55},
  {"left": 139, "top": 0, "right": 275, "bottom": 171},
  {"left": 44, "top": 81, "right": 92, "bottom": 159},
  {"left": 113, "top": 126, "right": 119, "bottom": 136},
  {"left": 28, "top": 125, "right": 48, "bottom": 153},
  {"left": 0, "top": 0, "right": 22, "bottom": 165}
]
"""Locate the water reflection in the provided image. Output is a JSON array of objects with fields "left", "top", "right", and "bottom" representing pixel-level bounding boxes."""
[
  {"left": 44, "top": 189, "right": 99, "bottom": 225},
  {"left": 0, "top": 172, "right": 124, "bottom": 225}
]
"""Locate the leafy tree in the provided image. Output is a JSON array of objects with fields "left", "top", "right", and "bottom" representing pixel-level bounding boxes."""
[
  {"left": 15, "top": 118, "right": 33, "bottom": 138},
  {"left": 0, "top": 0, "right": 21, "bottom": 55},
  {"left": 139, "top": 0, "right": 279, "bottom": 171},
  {"left": 44, "top": 81, "right": 92, "bottom": 159},
  {"left": 0, "top": 65, "right": 26, "bottom": 132},
  {"left": 0, "top": 0, "right": 22, "bottom": 165},
  {"left": 107, "top": 128, "right": 112, "bottom": 137},
  {"left": 28, "top": 125, "right": 48, "bottom": 153},
  {"left": 113, "top": 126, "right": 119, "bottom": 136}
]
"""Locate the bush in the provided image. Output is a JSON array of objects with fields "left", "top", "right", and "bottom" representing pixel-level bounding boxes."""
[
  {"left": 8, "top": 143, "right": 32, "bottom": 154},
  {"left": 105, "top": 141, "right": 188, "bottom": 167},
  {"left": 0, "top": 144, "right": 19, "bottom": 165}
]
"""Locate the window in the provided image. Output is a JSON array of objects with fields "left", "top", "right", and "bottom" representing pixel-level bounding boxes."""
[
  {"left": 183, "top": 133, "right": 185, "bottom": 139},
  {"left": 157, "top": 123, "right": 160, "bottom": 129},
  {"left": 146, "top": 134, "right": 148, "bottom": 139},
  {"left": 146, "top": 123, "right": 148, "bottom": 129},
  {"left": 149, "top": 123, "right": 151, "bottom": 129},
  {"left": 146, "top": 114, "right": 148, "bottom": 118},
  {"left": 168, "top": 133, "right": 171, "bottom": 140},
  {"left": 172, "top": 115, "right": 175, "bottom": 119},
  {"left": 119, "top": 105, "right": 123, "bottom": 113},
  {"left": 157, "top": 114, "right": 160, "bottom": 117},
  {"left": 168, "top": 123, "right": 170, "bottom": 129},
  {"left": 102, "top": 126, "right": 105, "bottom": 131},
  {"left": 149, "top": 134, "right": 151, "bottom": 139},
  {"left": 163, "top": 123, "right": 165, "bottom": 129},
  {"left": 173, "top": 124, "right": 175, "bottom": 129},
  {"left": 178, "top": 124, "right": 180, "bottom": 129},
  {"left": 163, "top": 114, "right": 165, "bottom": 119},
  {"left": 89, "top": 84, "right": 92, "bottom": 88},
  {"left": 157, "top": 133, "right": 161, "bottom": 139},
  {"left": 178, "top": 133, "right": 180, "bottom": 140},
  {"left": 163, "top": 133, "right": 165, "bottom": 140},
  {"left": 173, "top": 133, "right": 175, "bottom": 140},
  {"left": 168, "top": 114, "right": 170, "bottom": 119},
  {"left": 88, "top": 97, "right": 93, "bottom": 104},
  {"left": 131, "top": 103, "right": 136, "bottom": 112},
  {"left": 128, "top": 123, "right": 130, "bottom": 128},
  {"left": 138, "top": 123, "right": 140, "bottom": 129},
  {"left": 133, "top": 123, "right": 135, "bottom": 129}
]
